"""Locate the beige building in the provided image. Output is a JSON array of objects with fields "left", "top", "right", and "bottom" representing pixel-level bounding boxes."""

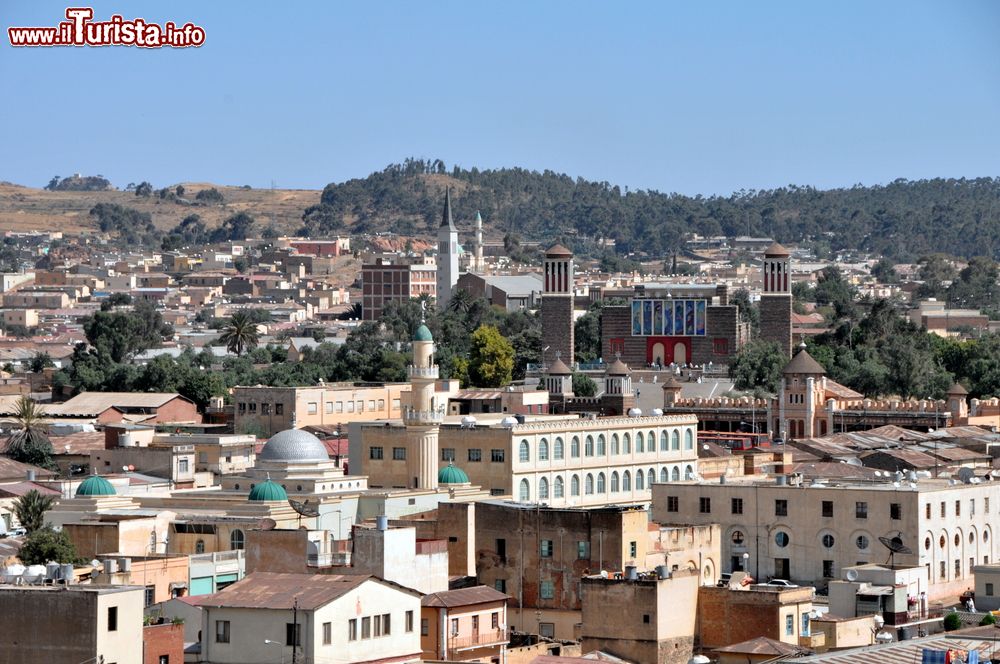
[
  {"left": 421, "top": 586, "right": 509, "bottom": 662},
  {"left": 362, "top": 255, "right": 437, "bottom": 321},
  {"left": 354, "top": 413, "right": 700, "bottom": 505},
  {"left": 652, "top": 475, "right": 1000, "bottom": 599},
  {"left": 0, "top": 584, "right": 144, "bottom": 664},
  {"left": 233, "top": 382, "right": 413, "bottom": 437},
  {"left": 197, "top": 572, "right": 422, "bottom": 664}
]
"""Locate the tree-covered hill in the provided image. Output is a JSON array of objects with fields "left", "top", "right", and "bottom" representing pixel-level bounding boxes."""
[{"left": 302, "top": 158, "right": 1000, "bottom": 260}]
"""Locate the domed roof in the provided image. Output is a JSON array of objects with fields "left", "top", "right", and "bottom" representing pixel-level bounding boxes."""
[
  {"left": 438, "top": 462, "right": 469, "bottom": 484},
  {"left": 607, "top": 358, "right": 631, "bottom": 376},
  {"left": 259, "top": 429, "right": 329, "bottom": 463},
  {"left": 548, "top": 356, "right": 572, "bottom": 375},
  {"left": 414, "top": 324, "right": 433, "bottom": 342},
  {"left": 248, "top": 478, "right": 288, "bottom": 502},
  {"left": 764, "top": 242, "right": 791, "bottom": 257},
  {"left": 76, "top": 474, "right": 116, "bottom": 497},
  {"left": 947, "top": 382, "right": 969, "bottom": 396},
  {"left": 545, "top": 244, "right": 573, "bottom": 258},
  {"left": 782, "top": 348, "right": 826, "bottom": 376}
]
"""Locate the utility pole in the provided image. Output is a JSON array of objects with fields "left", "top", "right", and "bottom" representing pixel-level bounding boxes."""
[{"left": 292, "top": 597, "right": 298, "bottom": 664}]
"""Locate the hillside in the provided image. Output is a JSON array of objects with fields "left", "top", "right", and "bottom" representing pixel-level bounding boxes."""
[{"left": 3, "top": 162, "right": 999, "bottom": 261}]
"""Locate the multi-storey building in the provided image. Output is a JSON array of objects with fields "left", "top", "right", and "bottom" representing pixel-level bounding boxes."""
[
  {"left": 652, "top": 475, "right": 1000, "bottom": 600},
  {"left": 361, "top": 256, "right": 437, "bottom": 321}
]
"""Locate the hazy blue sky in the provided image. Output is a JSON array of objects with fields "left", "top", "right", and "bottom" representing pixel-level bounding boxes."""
[{"left": 2, "top": 1, "right": 998, "bottom": 194}]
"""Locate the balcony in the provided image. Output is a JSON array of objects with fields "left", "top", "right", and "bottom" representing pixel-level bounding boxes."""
[
  {"left": 402, "top": 406, "right": 446, "bottom": 424},
  {"left": 407, "top": 365, "right": 439, "bottom": 380},
  {"left": 447, "top": 630, "right": 508, "bottom": 653}
]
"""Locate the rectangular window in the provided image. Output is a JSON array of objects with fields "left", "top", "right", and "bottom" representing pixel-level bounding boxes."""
[
  {"left": 286, "top": 623, "right": 301, "bottom": 646},
  {"left": 540, "top": 580, "right": 554, "bottom": 599},
  {"left": 392, "top": 398, "right": 400, "bottom": 410},
  {"left": 468, "top": 448, "right": 482, "bottom": 462},
  {"left": 238, "top": 402, "right": 246, "bottom": 414},
  {"left": 987, "top": 497, "right": 991, "bottom": 513},
  {"left": 406, "top": 610, "right": 414, "bottom": 633},
  {"left": 323, "top": 622, "right": 331, "bottom": 645},
  {"left": 378, "top": 399, "right": 385, "bottom": 410},
  {"left": 421, "top": 618, "right": 429, "bottom": 636},
  {"left": 492, "top": 612, "right": 499, "bottom": 629},
  {"left": 578, "top": 541, "right": 590, "bottom": 559},
  {"left": 539, "top": 622, "right": 555, "bottom": 638},
  {"left": 890, "top": 503, "right": 902, "bottom": 520},
  {"left": 472, "top": 615, "right": 479, "bottom": 633},
  {"left": 347, "top": 401, "right": 355, "bottom": 413},
  {"left": 325, "top": 401, "right": 333, "bottom": 414},
  {"left": 178, "top": 458, "right": 189, "bottom": 474},
  {"left": 699, "top": 497, "right": 711, "bottom": 514},
  {"left": 822, "top": 501, "right": 833, "bottom": 518},
  {"left": 955, "top": 559, "right": 961, "bottom": 577},
  {"left": 442, "top": 448, "right": 456, "bottom": 462},
  {"left": 348, "top": 619, "right": 357, "bottom": 641},
  {"left": 369, "top": 400, "right": 376, "bottom": 411},
  {"left": 307, "top": 402, "right": 317, "bottom": 415},
  {"left": 144, "top": 585, "right": 155, "bottom": 607},
  {"left": 941, "top": 501, "right": 946, "bottom": 518},
  {"left": 785, "top": 614, "right": 794, "bottom": 636},
  {"left": 357, "top": 400, "right": 364, "bottom": 413},
  {"left": 108, "top": 606, "right": 118, "bottom": 632},
  {"left": 630, "top": 541, "right": 637, "bottom": 558},
  {"left": 497, "top": 538, "right": 507, "bottom": 562},
  {"left": 940, "top": 561, "right": 946, "bottom": 579},
  {"left": 732, "top": 498, "right": 744, "bottom": 515},
  {"left": 362, "top": 616, "right": 371, "bottom": 639},
  {"left": 261, "top": 402, "right": 271, "bottom": 415},
  {"left": 369, "top": 446, "right": 383, "bottom": 460},
  {"left": 823, "top": 560, "right": 834, "bottom": 578},
  {"left": 335, "top": 401, "right": 344, "bottom": 413},
  {"left": 855, "top": 502, "right": 868, "bottom": 519},
  {"left": 495, "top": 579, "right": 507, "bottom": 593},
  {"left": 248, "top": 402, "right": 256, "bottom": 413},
  {"left": 451, "top": 618, "right": 459, "bottom": 636},
  {"left": 971, "top": 499, "right": 976, "bottom": 516},
  {"left": 956, "top": 500, "right": 961, "bottom": 517},
  {"left": 775, "top": 499, "right": 788, "bottom": 517},
  {"left": 540, "top": 539, "right": 553, "bottom": 558},
  {"left": 215, "top": 620, "right": 230, "bottom": 643},
  {"left": 392, "top": 447, "right": 406, "bottom": 460},
  {"left": 988, "top": 583, "right": 995, "bottom": 596},
  {"left": 374, "top": 614, "right": 382, "bottom": 637},
  {"left": 491, "top": 449, "right": 505, "bottom": 463},
  {"left": 926, "top": 503, "right": 931, "bottom": 519},
  {"left": 275, "top": 402, "right": 284, "bottom": 415},
  {"left": 667, "top": 496, "right": 679, "bottom": 513}
]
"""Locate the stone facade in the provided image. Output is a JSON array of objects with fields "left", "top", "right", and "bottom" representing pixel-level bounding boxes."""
[
  {"left": 542, "top": 295, "right": 574, "bottom": 368},
  {"left": 760, "top": 293, "right": 793, "bottom": 358},
  {"left": 602, "top": 303, "right": 745, "bottom": 367}
]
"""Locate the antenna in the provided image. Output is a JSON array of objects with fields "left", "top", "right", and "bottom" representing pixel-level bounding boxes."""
[{"left": 878, "top": 534, "right": 913, "bottom": 567}]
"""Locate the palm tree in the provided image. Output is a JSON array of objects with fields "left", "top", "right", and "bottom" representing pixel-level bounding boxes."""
[
  {"left": 12, "top": 489, "right": 55, "bottom": 534},
  {"left": 219, "top": 311, "right": 259, "bottom": 357},
  {"left": 447, "top": 288, "right": 474, "bottom": 315},
  {"left": 5, "top": 397, "right": 55, "bottom": 470}
]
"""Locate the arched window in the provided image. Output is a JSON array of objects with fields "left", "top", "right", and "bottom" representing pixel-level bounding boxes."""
[
  {"left": 636, "top": 432, "right": 645, "bottom": 453},
  {"left": 660, "top": 431, "right": 668, "bottom": 451},
  {"left": 554, "top": 437, "right": 564, "bottom": 460},
  {"left": 611, "top": 471, "right": 620, "bottom": 492},
  {"left": 623, "top": 433, "right": 631, "bottom": 454},
  {"left": 597, "top": 435, "right": 606, "bottom": 456},
  {"left": 671, "top": 466, "right": 681, "bottom": 481},
  {"left": 684, "top": 465, "right": 694, "bottom": 480},
  {"left": 230, "top": 529, "right": 245, "bottom": 551},
  {"left": 585, "top": 435, "right": 594, "bottom": 457},
  {"left": 195, "top": 539, "right": 205, "bottom": 554},
  {"left": 554, "top": 476, "right": 565, "bottom": 498},
  {"left": 519, "top": 478, "right": 530, "bottom": 502},
  {"left": 647, "top": 468, "right": 655, "bottom": 487},
  {"left": 571, "top": 474, "right": 580, "bottom": 496},
  {"left": 597, "top": 473, "right": 606, "bottom": 493},
  {"left": 571, "top": 437, "right": 580, "bottom": 458},
  {"left": 539, "top": 477, "right": 550, "bottom": 500},
  {"left": 636, "top": 469, "right": 645, "bottom": 490},
  {"left": 671, "top": 430, "right": 680, "bottom": 450},
  {"left": 660, "top": 467, "right": 668, "bottom": 483},
  {"left": 519, "top": 440, "right": 530, "bottom": 462},
  {"left": 684, "top": 429, "right": 694, "bottom": 450},
  {"left": 611, "top": 434, "right": 620, "bottom": 455},
  {"left": 623, "top": 471, "right": 632, "bottom": 491},
  {"left": 585, "top": 474, "right": 595, "bottom": 494},
  {"left": 539, "top": 438, "right": 549, "bottom": 461}
]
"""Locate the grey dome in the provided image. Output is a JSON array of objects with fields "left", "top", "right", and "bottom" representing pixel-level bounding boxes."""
[{"left": 259, "top": 429, "right": 329, "bottom": 462}]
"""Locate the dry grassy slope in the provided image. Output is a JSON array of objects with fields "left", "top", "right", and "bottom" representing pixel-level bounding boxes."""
[{"left": 0, "top": 182, "right": 322, "bottom": 234}]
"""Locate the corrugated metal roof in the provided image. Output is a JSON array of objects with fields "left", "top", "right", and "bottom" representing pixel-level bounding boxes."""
[
  {"left": 421, "top": 585, "right": 508, "bottom": 608},
  {"left": 53, "top": 392, "right": 189, "bottom": 415},
  {"left": 195, "top": 572, "right": 419, "bottom": 610},
  {"left": 784, "top": 637, "right": 992, "bottom": 663}
]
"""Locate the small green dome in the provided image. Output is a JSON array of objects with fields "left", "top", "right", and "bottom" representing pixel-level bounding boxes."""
[
  {"left": 248, "top": 479, "right": 288, "bottom": 502},
  {"left": 438, "top": 462, "right": 469, "bottom": 484},
  {"left": 414, "top": 324, "right": 433, "bottom": 342},
  {"left": 76, "top": 474, "right": 116, "bottom": 497}
]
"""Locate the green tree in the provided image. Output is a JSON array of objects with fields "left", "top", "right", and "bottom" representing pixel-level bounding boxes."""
[
  {"left": 572, "top": 373, "right": 598, "bottom": 397},
  {"left": 468, "top": 325, "right": 515, "bottom": 388},
  {"left": 574, "top": 304, "right": 602, "bottom": 363},
  {"left": 12, "top": 489, "right": 55, "bottom": 534},
  {"left": 18, "top": 526, "right": 80, "bottom": 565},
  {"left": 5, "top": 397, "right": 56, "bottom": 471},
  {"left": 28, "top": 352, "right": 53, "bottom": 373},
  {"left": 84, "top": 300, "right": 170, "bottom": 363},
  {"left": 730, "top": 288, "right": 760, "bottom": 333},
  {"left": 728, "top": 340, "right": 786, "bottom": 393},
  {"left": 219, "top": 311, "right": 260, "bottom": 357},
  {"left": 135, "top": 181, "right": 153, "bottom": 197},
  {"left": 943, "top": 612, "right": 962, "bottom": 631},
  {"left": 870, "top": 258, "right": 898, "bottom": 284}
]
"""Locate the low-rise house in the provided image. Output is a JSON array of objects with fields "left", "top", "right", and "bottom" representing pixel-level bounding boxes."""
[{"left": 421, "top": 585, "right": 509, "bottom": 662}]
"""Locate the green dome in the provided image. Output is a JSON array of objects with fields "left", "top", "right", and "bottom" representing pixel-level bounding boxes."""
[
  {"left": 76, "top": 474, "right": 116, "bottom": 497},
  {"left": 248, "top": 479, "right": 288, "bottom": 502},
  {"left": 438, "top": 462, "right": 469, "bottom": 484},
  {"left": 414, "top": 324, "right": 433, "bottom": 342}
]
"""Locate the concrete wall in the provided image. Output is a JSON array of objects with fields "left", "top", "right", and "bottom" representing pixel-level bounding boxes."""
[{"left": 698, "top": 585, "right": 813, "bottom": 650}]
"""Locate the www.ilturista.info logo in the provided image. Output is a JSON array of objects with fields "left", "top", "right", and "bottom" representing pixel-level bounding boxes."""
[{"left": 8, "top": 7, "right": 205, "bottom": 48}]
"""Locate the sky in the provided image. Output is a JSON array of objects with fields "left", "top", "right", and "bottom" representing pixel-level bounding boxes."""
[{"left": 1, "top": 1, "right": 999, "bottom": 195}]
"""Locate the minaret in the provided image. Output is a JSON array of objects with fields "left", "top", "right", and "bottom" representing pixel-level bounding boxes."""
[
  {"left": 474, "top": 211, "right": 484, "bottom": 273},
  {"left": 436, "top": 189, "right": 459, "bottom": 309},
  {"left": 541, "top": 244, "right": 575, "bottom": 370},
  {"left": 404, "top": 304, "right": 442, "bottom": 490},
  {"left": 759, "top": 242, "right": 793, "bottom": 358}
]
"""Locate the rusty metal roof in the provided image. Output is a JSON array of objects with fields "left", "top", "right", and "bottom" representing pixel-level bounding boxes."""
[
  {"left": 195, "top": 572, "right": 406, "bottom": 610},
  {"left": 421, "top": 585, "right": 508, "bottom": 608}
]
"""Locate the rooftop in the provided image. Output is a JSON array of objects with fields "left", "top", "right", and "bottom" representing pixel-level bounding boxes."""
[{"left": 196, "top": 572, "right": 418, "bottom": 610}]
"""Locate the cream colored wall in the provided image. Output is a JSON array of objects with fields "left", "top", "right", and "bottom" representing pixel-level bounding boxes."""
[
  {"left": 95, "top": 588, "right": 144, "bottom": 664},
  {"left": 235, "top": 384, "right": 407, "bottom": 436}
]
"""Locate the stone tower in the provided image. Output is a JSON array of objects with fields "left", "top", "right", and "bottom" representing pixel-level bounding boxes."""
[
  {"left": 776, "top": 344, "right": 827, "bottom": 440},
  {"left": 473, "top": 210, "right": 485, "bottom": 273},
  {"left": 541, "top": 244, "right": 575, "bottom": 370},
  {"left": 403, "top": 314, "right": 442, "bottom": 490},
  {"left": 436, "top": 188, "right": 459, "bottom": 309},
  {"left": 759, "top": 242, "right": 793, "bottom": 358}
]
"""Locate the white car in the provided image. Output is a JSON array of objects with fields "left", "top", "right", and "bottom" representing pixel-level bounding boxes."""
[{"left": 759, "top": 579, "right": 798, "bottom": 588}]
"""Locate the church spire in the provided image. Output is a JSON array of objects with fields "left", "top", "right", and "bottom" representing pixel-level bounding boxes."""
[{"left": 441, "top": 187, "right": 457, "bottom": 231}]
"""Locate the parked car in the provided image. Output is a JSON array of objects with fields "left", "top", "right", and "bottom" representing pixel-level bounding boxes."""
[
  {"left": 7, "top": 527, "right": 26, "bottom": 538},
  {"left": 759, "top": 579, "right": 799, "bottom": 588}
]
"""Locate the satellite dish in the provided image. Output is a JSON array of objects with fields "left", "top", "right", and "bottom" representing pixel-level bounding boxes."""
[
  {"left": 958, "top": 468, "right": 976, "bottom": 484},
  {"left": 288, "top": 499, "right": 320, "bottom": 518},
  {"left": 879, "top": 534, "right": 913, "bottom": 567},
  {"left": 845, "top": 569, "right": 859, "bottom": 582},
  {"left": 258, "top": 517, "right": 277, "bottom": 531}
]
